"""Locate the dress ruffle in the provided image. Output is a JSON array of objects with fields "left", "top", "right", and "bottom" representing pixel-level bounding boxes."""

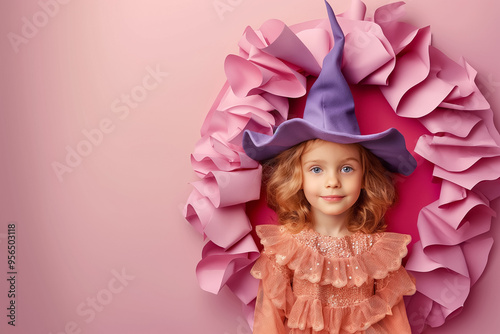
[
  {"left": 255, "top": 224, "right": 411, "bottom": 288},
  {"left": 288, "top": 267, "right": 415, "bottom": 333},
  {"left": 251, "top": 252, "right": 294, "bottom": 313},
  {"left": 251, "top": 225, "right": 416, "bottom": 333}
]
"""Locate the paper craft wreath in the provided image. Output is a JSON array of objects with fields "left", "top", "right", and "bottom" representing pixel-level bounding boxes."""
[{"left": 184, "top": 1, "right": 500, "bottom": 332}]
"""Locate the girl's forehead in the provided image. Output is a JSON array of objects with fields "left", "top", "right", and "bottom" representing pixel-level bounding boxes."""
[{"left": 302, "top": 140, "right": 361, "bottom": 160}]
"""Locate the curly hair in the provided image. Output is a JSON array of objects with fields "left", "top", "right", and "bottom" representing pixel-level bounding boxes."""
[{"left": 263, "top": 139, "right": 396, "bottom": 234}]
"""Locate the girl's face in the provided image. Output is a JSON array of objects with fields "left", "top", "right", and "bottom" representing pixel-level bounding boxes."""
[{"left": 301, "top": 140, "right": 363, "bottom": 225}]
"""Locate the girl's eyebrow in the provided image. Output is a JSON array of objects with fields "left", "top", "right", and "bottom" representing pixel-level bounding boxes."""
[
  {"left": 302, "top": 157, "right": 360, "bottom": 165},
  {"left": 340, "top": 157, "right": 361, "bottom": 164},
  {"left": 301, "top": 158, "right": 325, "bottom": 165}
]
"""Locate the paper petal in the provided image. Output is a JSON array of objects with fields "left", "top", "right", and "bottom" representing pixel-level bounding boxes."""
[
  {"left": 192, "top": 168, "right": 261, "bottom": 208},
  {"left": 259, "top": 19, "right": 322, "bottom": 76},
  {"left": 196, "top": 235, "right": 260, "bottom": 294},
  {"left": 419, "top": 108, "right": 482, "bottom": 137},
  {"left": 380, "top": 26, "right": 431, "bottom": 115}
]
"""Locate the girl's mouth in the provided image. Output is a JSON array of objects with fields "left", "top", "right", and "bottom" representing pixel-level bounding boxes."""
[{"left": 320, "top": 195, "right": 344, "bottom": 202}]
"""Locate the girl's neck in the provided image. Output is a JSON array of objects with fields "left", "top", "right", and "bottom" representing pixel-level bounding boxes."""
[{"left": 311, "top": 211, "right": 352, "bottom": 238}]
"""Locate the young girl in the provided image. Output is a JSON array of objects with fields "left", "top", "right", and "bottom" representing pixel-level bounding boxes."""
[{"left": 242, "top": 2, "right": 416, "bottom": 333}]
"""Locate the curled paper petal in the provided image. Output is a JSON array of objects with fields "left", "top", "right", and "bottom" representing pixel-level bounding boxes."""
[
  {"left": 437, "top": 55, "right": 490, "bottom": 111},
  {"left": 226, "top": 265, "right": 260, "bottom": 305},
  {"left": 338, "top": 17, "right": 395, "bottom": 84},
  {"left": 338, "top": 0, "right": 366, "bottom": 20},
  {"left": 379, "top": 26, "right": 431, "bottom": 117},
  {"left": 374, "top": 2, "right": 419, "bottom": 54},
  {"left": 393, "top": 55, "right": 456, "bottom": 118},
  {"left": 185, "top": 196, "right": 253, "bottom": 249},
  {"left": 258, "top": 19, "right": 323, "bottom": 76},
  {"left": 184, "top": 188, "right": 211, "bottom": 236},
  {"left": 191, "top": 136, "right": 259, "bottom": 176},
  {"left": 462, "top": 234, "right": 495, "bottom": 285},
  {"left": 406, "top": 235, "right": 494, "bottom": 329},
  {"left": 417, "top": 196, "right": 493, "bottom": 247},
  {"left": 203, "top": 204, "right": 253, "bottom": 249},
  {"left": 191, "top": 168, "right": 262, "bottom": 208},
  {"left": 184, "top": 0, "right": 500, "bottom": 332},
  {"left": 294, "top": 29, "right": 332, "bottom": 72},
  {"left": 433, "top": 156, "right": 500, "bottom": 190},
  {"left": 414, "top": 131, "right": 500, "bottom": 172},
  {"left": 438, "top": 180, "right": 467, "bottom": 206},
  {"left": 196, "top": 235, "right": 260, "bottom": 294},
  {"left": 475, "top": 178, "right": 500, "bottom": 201},
  {"left": 419, "top": 108, "right": 482, "bottom": 137},
  {"left": 218, "top": 88, "right": 286, "bottom": 128},
  {"left": 225, "top": 51, "right": 307, "bottom": 98}
]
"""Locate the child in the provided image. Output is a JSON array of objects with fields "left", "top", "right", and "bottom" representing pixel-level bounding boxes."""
[{"left": 242, "top": 2, "right": 417, "bottom": 333}]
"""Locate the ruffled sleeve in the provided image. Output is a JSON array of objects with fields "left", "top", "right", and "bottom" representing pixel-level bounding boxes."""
[
  {"left": 365, "top": 266, "right": 416, "bottom": 333},
  {"left": 251, "top": 250, "right": 294, "bottom": 334}
]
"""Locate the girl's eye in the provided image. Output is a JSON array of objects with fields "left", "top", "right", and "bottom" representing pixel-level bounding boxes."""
[
  {"left": 310, "top": 167, "right": 322, "bottom": 174},
  {"left": 341, "top": 166, "right": 353, "bottom": 173}
]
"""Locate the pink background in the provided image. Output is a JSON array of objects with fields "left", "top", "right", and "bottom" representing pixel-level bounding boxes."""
[{"left": 1, "top": 0, "right": 499, "bottom": 333}]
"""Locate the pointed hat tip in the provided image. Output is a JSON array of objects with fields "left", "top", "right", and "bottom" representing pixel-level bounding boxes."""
[{"left": 302, "top": 0, "right": 358, "bottom": 134}]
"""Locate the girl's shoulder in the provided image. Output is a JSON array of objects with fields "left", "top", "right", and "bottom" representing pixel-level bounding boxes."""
[{"left": 255, "top": 224, "right": 411, "bottom": 286}]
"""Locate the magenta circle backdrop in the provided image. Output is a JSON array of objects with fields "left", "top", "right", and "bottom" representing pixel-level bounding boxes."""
[{"left": 184, "top": 1, "right": 500, "bottom": 333}]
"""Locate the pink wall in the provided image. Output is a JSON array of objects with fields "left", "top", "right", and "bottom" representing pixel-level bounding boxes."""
[{"left": 1, "top": 0, "right": 499, "bottom": 333}]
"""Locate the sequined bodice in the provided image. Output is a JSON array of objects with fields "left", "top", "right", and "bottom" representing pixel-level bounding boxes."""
[
  {"left": 290, "top": 229, "right": 380, "bottom": 307},
  {"left": 293, "top": 229, "right": 378, "bottom": 258},
  {"left": 292, "top": 277, "right": 375, "bottom": 307}
]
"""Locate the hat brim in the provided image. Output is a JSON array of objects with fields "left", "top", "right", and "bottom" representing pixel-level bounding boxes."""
[{"left": 242, "top": 118, "right": 417, "bottom": 175}]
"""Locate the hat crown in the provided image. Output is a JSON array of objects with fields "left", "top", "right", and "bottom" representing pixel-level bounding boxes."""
[{"left": 302, "top": 2, "right": 360, "bottom": 136}]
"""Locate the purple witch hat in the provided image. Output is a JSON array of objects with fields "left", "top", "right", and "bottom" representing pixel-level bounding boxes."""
[{"left": 242, "top": 1, "right": 417, "bottom": 175}]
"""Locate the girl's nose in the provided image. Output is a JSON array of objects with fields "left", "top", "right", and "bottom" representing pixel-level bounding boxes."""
[{"left": 325, "top": 173, "right": 340, "bottom": 188}]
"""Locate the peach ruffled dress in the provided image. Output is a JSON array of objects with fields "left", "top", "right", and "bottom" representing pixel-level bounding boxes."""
[{"left": 251, "top": 225, "right": 416, "bottom": 334}]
